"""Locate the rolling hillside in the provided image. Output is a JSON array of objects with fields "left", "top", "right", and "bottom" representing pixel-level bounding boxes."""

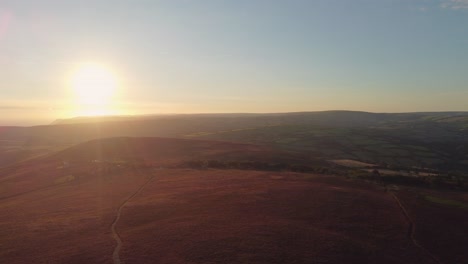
[
  {"left": 2, "top": 111, "right": 468, "bottom": 170},
  {"left": 1, "top": 137, "right": 466, "bottom": 263}
]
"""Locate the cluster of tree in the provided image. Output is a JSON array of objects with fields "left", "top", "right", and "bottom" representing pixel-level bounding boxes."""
[
  {"left": 348, "top": 169, "right": 467, "bottom": 190},
  {"left": 179, "top": 159, "right": 337, "bottom": 174},
  {"left": 178, "top": 159, "right": 467, "bottom": 190}
]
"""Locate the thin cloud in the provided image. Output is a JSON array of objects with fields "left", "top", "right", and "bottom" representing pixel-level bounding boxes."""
[{"left": 441, "top": 0, "right": 468, "bottom": 9}]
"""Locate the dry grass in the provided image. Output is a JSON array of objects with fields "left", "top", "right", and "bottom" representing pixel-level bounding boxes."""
[
  {"left": 0, "top": 137, "right": 465, "bottom": 263},
  {"left": 395, "top": 189, "right": 468, "bottom": 264},
  {"left": 330, "top": 159, "right": 376, "bottom": 168},
  {"left": 117, "top": 169, "right": 435, "bottom": 264}
]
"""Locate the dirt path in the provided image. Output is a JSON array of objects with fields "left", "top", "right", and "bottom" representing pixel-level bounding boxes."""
[
  {"left": 390, "top": 192, "right": 442, "bottom": 264},
  {"left": 111, "top": 175, "right": 155, "bottom": 264}
]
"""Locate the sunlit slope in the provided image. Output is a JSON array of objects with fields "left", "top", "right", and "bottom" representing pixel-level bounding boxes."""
[{"left": 0, "top": 137, "right": 313, "bottom": 199}]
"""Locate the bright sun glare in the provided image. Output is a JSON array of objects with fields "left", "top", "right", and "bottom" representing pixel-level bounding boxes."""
[{"left": 70, "top": 63, "right": 118, "bottom": 116}]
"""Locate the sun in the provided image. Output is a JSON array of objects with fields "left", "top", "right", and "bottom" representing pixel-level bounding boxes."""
[{"left": 70, "top": 63, "right": 118, "bottom": 116}]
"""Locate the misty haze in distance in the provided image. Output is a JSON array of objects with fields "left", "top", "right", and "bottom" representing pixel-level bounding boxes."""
[{"left": 1, "top": 0, "right": 468, "bottom": 125}]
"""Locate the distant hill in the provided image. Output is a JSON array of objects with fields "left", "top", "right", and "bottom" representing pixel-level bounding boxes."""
[
  {"left": 17, "top": 111, "right": 468, "bottom": 146},
  {"left": 1, "top": 111, "right": 468, "bottom": 170},
  {"left": 51, "top": 110, "right": 468, "bottom": 127}
]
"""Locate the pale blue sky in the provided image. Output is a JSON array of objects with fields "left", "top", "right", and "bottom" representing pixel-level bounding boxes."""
[{"left": 0, "top": 0, "right": 467, "bottom": 125}]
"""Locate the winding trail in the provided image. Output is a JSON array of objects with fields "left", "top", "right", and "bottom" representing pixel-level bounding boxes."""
[
  {"left": 111, "top": 175, "right": 155, "bottom": 264},
  {"left": 390, "top": 192, "right": 442, "bottom": 264}
]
